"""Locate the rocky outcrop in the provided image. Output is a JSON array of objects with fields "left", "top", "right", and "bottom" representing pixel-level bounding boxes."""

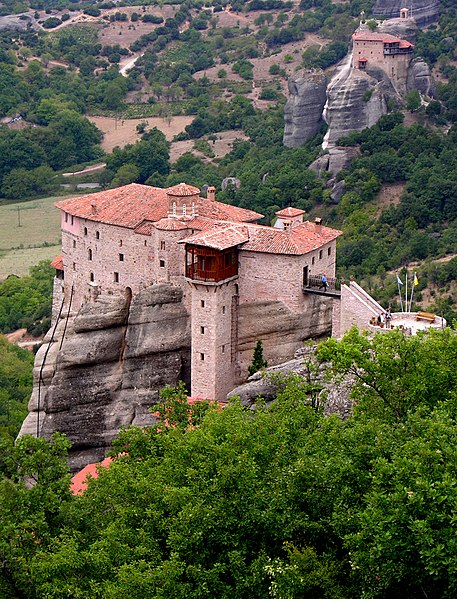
[
  {"left": 323, "top": 68, "right": 390, "bottom": 147},
  {"left": 228, "top": 345, "right": 355, "bottom": 420},
  {"left": 0, "top": 13, "right": 36, "bottom": 32},
  {"left": 407, "top": 58, "right": 435, "bottom": 97},
  {"left": 19, "top": 284, "right": 191, "bottom": 472},
  {"left": 377, "top": 16, "right": 418, "bottom": 43},
  {"left": 237, "top": 295, "right": 334, "bottom": 375},
  {"left": 309, "top": 146, "right": 361, "bottom": 177},
  {"left": 283, "top": 73, "right": 328, "bottom": 148},
  {"left": 373, "top": 0, "right": 440, "bottom": 25},
  {"left": 285, "top": 14, "right": 437, "bottom": 158}
]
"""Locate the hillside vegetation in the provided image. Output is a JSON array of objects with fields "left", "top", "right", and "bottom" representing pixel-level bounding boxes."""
[{"left": 1, "top": 328, "right": 457, "bottom": 597}]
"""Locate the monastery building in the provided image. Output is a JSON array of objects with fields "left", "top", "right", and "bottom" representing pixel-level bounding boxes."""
[{"left": 52, "top": 183, "right": 342, "bottom": 401}]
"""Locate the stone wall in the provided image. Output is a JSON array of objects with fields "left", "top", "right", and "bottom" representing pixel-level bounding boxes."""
[
  {"left": 335, "top": 281, "right": 385, "bottom": 337},
  {"left": 60, "top": 214, "right": 190, "bottom": 312},
  {"left": 189, "top": 278, "right": 238, "bottom": 400}
]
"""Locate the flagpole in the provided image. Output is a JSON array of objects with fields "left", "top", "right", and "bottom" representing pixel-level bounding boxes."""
[
  {"left": 397, "top": 274, "right": 404, "bottom": 312},
  {"left": 405, "top": 271, "right": 408, "bottom": 313},
  {"left": 409, "top": 271, "right": 415, "bottom": 311}
]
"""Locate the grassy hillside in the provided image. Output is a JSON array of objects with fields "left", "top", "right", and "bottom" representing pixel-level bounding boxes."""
[{"left": 0, "top": 195, "right": 61, "bottom": 278}]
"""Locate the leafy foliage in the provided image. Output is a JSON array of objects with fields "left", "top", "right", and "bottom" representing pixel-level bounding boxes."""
[
  {"left": 2, "top": 330, "right": 457, "bottom": 596},
  {"left": 0, "top": 336, "right": 33, "bottom": 440},
  {"left": 0, "top": 260, "right": 54, "bottom": 334}
]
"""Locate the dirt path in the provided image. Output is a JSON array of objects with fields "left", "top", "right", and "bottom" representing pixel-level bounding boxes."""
[{"left": 62, "top": 163, "right": 106, "bottom": 177}]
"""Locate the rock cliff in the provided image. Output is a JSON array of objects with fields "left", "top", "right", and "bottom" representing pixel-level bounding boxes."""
[
  {"left": 323, "top": 67, "right": 391, "bottom": 148},
  {"left": 19, "top": 284, "right": 191, "bottom": 472},
  {"left": 284, "top": 17, "right": 435, "bottom": 152},
  {"left": 228, "top": 345, "right": 355, "bottom": 420},
  {"left": 283, "top": 73, "right": 328, "bottom": 148},
  {"left": 373, "top": 0, "right": 440, "bottom": 25}
]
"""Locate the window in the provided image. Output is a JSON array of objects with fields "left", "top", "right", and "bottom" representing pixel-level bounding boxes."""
[
  {"left": 90, "top": 272, "right": 94, "bottom": 282},
  {"left": 144, "top": 241, "right": 147, "bottom": 246},
  {"left": 200, "top": 326, "right": 205, "bottom": 334},
  {"left": 119, "top": 240, "right": 123, "bottom": 247},
  {"left": 312, "top": 257, "right": 315, "bottom": 265},
  {"left": 201, "top": 300, "right": 205, "bottom": 308},
  {"left": 119, "top": 253, "right": 124, "bottom": 262},
  {"left": 221, "top": 345, "right": 225, "bottom": 354},
  {"left": 160, "top": 241, "right": 166, "bottom": 250},
  {"left": 88, "top": 249, "right": 93, "bottom": 261},
  {"left": 84, "top": 227, "right": 88, "bottom": 236},
  {"left": 65, "top": 213, "right": 68, "bottom": 223},
  {"left": 172, "top": 202, "right": 176, "bottom": 216},
  {"left": 200, "top": 353, "right": 205, "bottom": 361},
  {"left": 73, "top": 240, "right": 76, "bottom": 249},
  {"left": 114, "top": 272, "right": 119, "bottom": 283},
  {"left": 73, "top": 262, "right": 76, "bottom": 271},
  {"left": 183, "top": 204, "right": 187, "bottom": 216},
  {"left": 159, "top": 259, "right": 165, "bottom": 268},
  {"left": 71, "top": 216, "right": 74, "bottom": 226},
  {"left": 319, "top": 250, "right": 323, "bottom": 260},
  {"left": 96, "top": 231, "right": 100, "bottom": 240},
  {"left": 222, "top": 306, "right": 226, "bottom": 314},
  {"left": 328, "top": 247, "right": 331, "bottom": 256}
]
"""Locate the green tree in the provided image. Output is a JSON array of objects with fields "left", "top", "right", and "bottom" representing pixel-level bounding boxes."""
[{"left": 249, "top": 339, "right": 268, "bottom": 376}]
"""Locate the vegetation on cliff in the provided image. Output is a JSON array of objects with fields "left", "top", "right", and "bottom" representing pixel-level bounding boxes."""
[{"left": 1, "top": 327, "right": 457, "bottom": 597}]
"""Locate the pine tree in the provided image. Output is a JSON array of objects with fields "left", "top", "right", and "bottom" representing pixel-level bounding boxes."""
[{"left": 248, "top": 340, "right": 268, "bottom": 376}]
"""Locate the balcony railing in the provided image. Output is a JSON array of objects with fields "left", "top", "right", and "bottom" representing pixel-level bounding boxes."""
[
  {"left": 186, "top": 262, "right": 238, "bottom": 283},
  {"left": 303, "top": 275, "right": 342, "bottom": 297}
]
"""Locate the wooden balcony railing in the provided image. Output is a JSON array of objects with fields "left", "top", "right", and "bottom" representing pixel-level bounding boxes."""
[{"left": 186, "top": 262, "right": 238, "bottom": 283}]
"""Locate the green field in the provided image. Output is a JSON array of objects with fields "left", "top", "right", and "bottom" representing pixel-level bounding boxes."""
[{"left": 0, "top": 196, "right": 63, "bottom": 279}]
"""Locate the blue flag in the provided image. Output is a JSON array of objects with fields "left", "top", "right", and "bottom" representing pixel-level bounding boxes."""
[{"left": 396, "top": 273, "right": 404, "bottom": 286}]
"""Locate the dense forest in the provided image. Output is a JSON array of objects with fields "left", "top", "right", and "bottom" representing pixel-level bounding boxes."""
[{"left": 1, "top": 328, "right": 457, "bottom": 597}]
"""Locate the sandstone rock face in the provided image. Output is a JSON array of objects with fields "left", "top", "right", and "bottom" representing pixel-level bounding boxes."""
[
  {"left": 377, "top": 16, "right": 418, "bottom": 42},
  {"left": 407, "top": 58, "right": 436, "bottom": 97},
  {"left": 19, "top": 285, "right": 191, "bottom": 472},
  {"left": 237, "top": 296, "right": 334, "bottom": 376},
  {"left": 228, "top": 345, "right": 355, "bottom": 420},
  {"left": 373, "top": 0, "right": 440, "bottom": 25},
  {"left": 323, "top": 69, "right": 389, "bottom": 147},
  {"left": 310, "top": 147, "right": 362, "bottom": 178},
  {"left": 283, "top": 73, "right": 328, "bottom": 148}
]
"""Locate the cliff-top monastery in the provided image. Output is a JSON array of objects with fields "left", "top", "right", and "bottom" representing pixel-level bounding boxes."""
[{"left": 51, "top": 183, "right": 342, "bottom": 401}]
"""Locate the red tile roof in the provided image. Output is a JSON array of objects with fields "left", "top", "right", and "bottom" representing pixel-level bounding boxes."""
[
  {"left": 181, "top": 220, "right": 342, "bottom": 255},
  {"left": 276, "top": 207, "right": 305, "bottom": 218},
  {"left": 55, "top": 183, "right": 262, "bottom": 229},
  {"left": 166, "top": 182, "right": 200, "bottom": 197},
  {"left": 70, "top": 456, "right": 112, "bottom": 496},
  {"left": 152, "top": 217, "right": 189, "bottom": 231},
  {"left": 50, "top": 255, "right": 63, "bottom": 270},
  {"left": 182, "top": 224, "right": 250, "bottom": 250},
  {"left": 352, "top": 31, "right": 413, "bottom": 47}
]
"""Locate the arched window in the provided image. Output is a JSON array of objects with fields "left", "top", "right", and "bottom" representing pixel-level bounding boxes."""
[
  {"left": 173, "top": 202, "right": 176, "bottom": 216},
  {"left": 183, "top": 204, "right": 187, "bottom": 216},
  {"left": 88, "top": 248, "right": 93, "bottom": 261}
]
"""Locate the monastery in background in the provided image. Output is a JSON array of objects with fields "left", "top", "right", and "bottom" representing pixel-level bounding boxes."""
[{"left": 51, "top": 183, "right": 342, "bottom": 401}]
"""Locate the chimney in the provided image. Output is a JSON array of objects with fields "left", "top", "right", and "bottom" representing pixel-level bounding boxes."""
[
  {"left": 207, "top": 186, "right": 216, "bottom": 201},
  {"left": 90, "top": 200, "right": 97, "bottom": 215},
  {"left": 314, "top": 217, "right": 322, "bottom": 234}
]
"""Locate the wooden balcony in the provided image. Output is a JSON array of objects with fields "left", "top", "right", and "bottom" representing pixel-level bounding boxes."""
[{"left": 185, "top": 245, "right": 238, "bottom": 283}]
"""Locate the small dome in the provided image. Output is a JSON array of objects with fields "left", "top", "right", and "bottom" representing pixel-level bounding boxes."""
[{"left": 166, "top": 183, "right": 200, "bottom": 197}]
